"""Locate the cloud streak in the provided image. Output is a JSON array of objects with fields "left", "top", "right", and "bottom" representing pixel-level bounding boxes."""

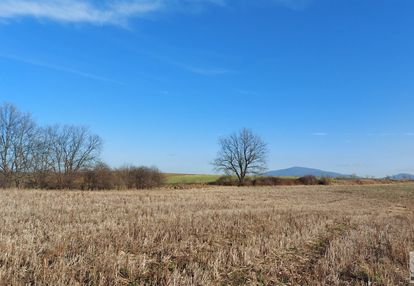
[
  {"left": 0, "top": 53, "right": 124, "bottom": 85},
  {"left": 0, "top": 0, "right": 162, "bottom": 26},
  {"left": 140, "top": 51, "right": 232, "bottom": 76},
  {"left": 0, "top": 0, "right": 309, "bottom": 26},
  {"left": 173, "top": 61, "right": 231, "bottom": 75}
]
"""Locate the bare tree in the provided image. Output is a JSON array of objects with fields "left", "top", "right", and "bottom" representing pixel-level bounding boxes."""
[
  {"left": 47, "top": 125, "right": 103, "bottom": 188},
  {"left": 213, "top": 128, "right": 268, "bottom": 185},
  {"left": 0, "top": 102, "right": 103, "bottom": 189},
  {"left": 29, "top": 127, "right": 61, "bottom": 188},
  {"left": 0, "top": 103, "right": 37, "bottom": 187}
]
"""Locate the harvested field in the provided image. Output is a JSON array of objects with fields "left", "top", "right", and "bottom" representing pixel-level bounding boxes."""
[
  {"left": 0, "top": 184, "right": 413, "bottom": 285},
  {"left": 164, "top": 174, "right": 221, "bottom": 185}
]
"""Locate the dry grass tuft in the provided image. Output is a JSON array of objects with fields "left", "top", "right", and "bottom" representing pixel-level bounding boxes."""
[{"left": 0, "top": 184, "right": 413, "bottom": 285}]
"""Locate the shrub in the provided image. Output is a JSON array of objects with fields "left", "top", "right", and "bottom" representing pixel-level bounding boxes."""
[
  {"left": 28, "top": 171, "right": 58, "bottom": 189},
  {"left": 252, "top": 177, "right": 297, "bottom": 186},
  {"left": 214, "top": 176, "right": 239, "bottom": 186},
  {"left": 115, "top": 166, "right": 165, "bottom": 189},
  {"left": 214, "top": 176, "right": 301, "bottom": 186},
  {"left": 252, "top": 177, "right": 277, "bottom": 186},
  {"left": 45, "top": 172, "right": 83, "bottom": 190},
  {"left": 0, "top": 174, "right": 9, "bottom": 188},
  {"left": 297, "top": 175, "right": 319, "bottom": 185},
  {"left": 318, "top": 177, "right": 332, "bottom": 185},
  {"left": 83, "top": 163, "right": 114, "bottom": 190},
  {"left": 213, "top": 176, "right": 254, "bottom": 186},
  {"left": 215, "top": 175, "right": 332, "bottom": 187},
  {"left": 132, "top": 167, "right": 165, "bottom": 189}
]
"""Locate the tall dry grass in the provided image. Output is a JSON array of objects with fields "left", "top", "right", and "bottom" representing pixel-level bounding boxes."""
[{"left": 0, "top": 184, "right": 413, "bottom": 285}]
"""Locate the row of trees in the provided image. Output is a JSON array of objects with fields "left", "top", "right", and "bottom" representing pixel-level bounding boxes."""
[
  {"left": 1, "top": 102, "right": 267, "bottom": 188},
  {"left": 0, "top": 103, "right": 164, "bottom": 189},
  {"left": 0, "top": 103, "right": 103, "bottom": 188},
  {"left": 82, "top": 164, "right": 164, "bottom": 190}
]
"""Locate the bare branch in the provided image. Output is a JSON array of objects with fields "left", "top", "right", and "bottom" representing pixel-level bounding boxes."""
[{"left": 212, "top": 128, "right": 268, "bottom": 185}]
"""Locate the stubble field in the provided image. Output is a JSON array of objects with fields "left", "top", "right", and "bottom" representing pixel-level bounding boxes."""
[{"left": 0, "top": 184, "right": 413, "bottom": 285}]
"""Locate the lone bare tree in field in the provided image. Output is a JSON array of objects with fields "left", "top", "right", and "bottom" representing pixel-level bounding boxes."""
[{"left": 213, "top": 128, "right": 268, "bottom": 185}]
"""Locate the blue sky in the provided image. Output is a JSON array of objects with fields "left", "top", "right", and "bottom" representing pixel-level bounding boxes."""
[{"left": 1, "top": 0, "right": 413, "bottom": 177}]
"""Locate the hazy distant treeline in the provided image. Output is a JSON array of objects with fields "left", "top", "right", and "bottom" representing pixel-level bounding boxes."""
[{"left": 0, "top": 103, "right": 164, "bottom": 189}]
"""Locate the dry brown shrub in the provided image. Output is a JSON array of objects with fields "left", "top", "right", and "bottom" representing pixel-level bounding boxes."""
[
  {"left": 82, "top": 163, "right": 114, "bottom": 190},
  {"left": 298, "top": 175, "right": 319, "bottom": 185},
  {"left": 214, "top": 176, "right": 240, "bottom": 186},
  {"left": 318, "top": 177, "right": 333, "bottom": 185},
  {"left": 253, "top": 176, "right": 298, "bottom": 186},
  {"left": 115, "top": 166, "right": 165, "bottom": 189},
  {"left": 215, "top": 176, "right": 333, "bottom": 187}
]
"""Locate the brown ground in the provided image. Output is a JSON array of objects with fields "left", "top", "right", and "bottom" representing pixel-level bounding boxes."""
[{"left": 0, "top": 184, "right": 413, "bottom": 285}]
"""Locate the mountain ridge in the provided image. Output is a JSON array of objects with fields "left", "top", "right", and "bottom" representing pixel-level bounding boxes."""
[
  {"left": 386, "top": 173, "right": 414, "bottom": 180},
  {"left": 264, "top": 167, "right": 352, "bottom": 178}
]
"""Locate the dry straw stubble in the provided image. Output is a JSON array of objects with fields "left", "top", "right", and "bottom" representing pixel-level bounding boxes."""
[{"left": 0, "top": 184, "right": 413, "bottom": 285}]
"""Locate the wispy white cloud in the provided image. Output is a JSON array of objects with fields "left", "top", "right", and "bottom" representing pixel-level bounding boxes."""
[
  {"left": 0, "top": 53, "right": 124, "bottom": 85},
  {"left": 0, "top": 0, "right": 309, "bottom": 26},
  {"left": 173, "top": 61, "right": 231, "bottom": 75},
  {"left": 312, "top": 132, "right": 327, "bottom": 136},
  {"left": 0, "top": 0, "right": 162, "bottom": 26},
  {"left": 145, "top": 52, "right": 232, "bottom": 76}
]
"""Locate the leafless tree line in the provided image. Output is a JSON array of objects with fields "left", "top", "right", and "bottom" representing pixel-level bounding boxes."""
[
  {"left": 1, "top": 102, "right": 267, "bottom": 189},
  {"left": 83, "top": 163, "right": 165, "bottom": 190},
  {"left": 0, "top": 103, "right": 165, "bottom": 189},
  {"left": 0, "top": 103, "right": 103, "bottom": 188}
]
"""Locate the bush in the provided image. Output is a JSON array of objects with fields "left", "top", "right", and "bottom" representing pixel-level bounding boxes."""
[
  {"left": 213, "top": 175, "right": 333, "bottom": 187},
  {"left": 214, "top": 176, "right": 239, "bottom": 186},
  {"left": 213, "top": 176, "right": 254, "bottom": 186},
  {"left": 83, "top": 163, "right": 114, "bottom": 190},
  {"left": 252, "top": 177, "right": 297, "bottom": 186},
  {"left": 318, "top": 177, "right": 332, "bottom": 185},
  {"left": 298, "top": 175, "right": 319, "bottom": 185},
  {"left": 0, "top": 163, "right": 165, "bottom": 190},
  {"left": 115, "top": 166, "right": 165, "bottom": 189},
  {"left": 214, "top": 176, "right": 299, "bottom": 186},
  {"left": 0, "top": 174, "right": 9, "bottom": 188},
  {"left": 28, "top": 171, "right": 58, "bottom": 189}
]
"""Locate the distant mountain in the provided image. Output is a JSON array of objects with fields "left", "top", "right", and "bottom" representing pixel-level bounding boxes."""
[
  {"left": 265, "top": 167, "right": 352, "bottom": 178},
  {"left": 386, "top": 173, "right": 414, "bottom": 180}
]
